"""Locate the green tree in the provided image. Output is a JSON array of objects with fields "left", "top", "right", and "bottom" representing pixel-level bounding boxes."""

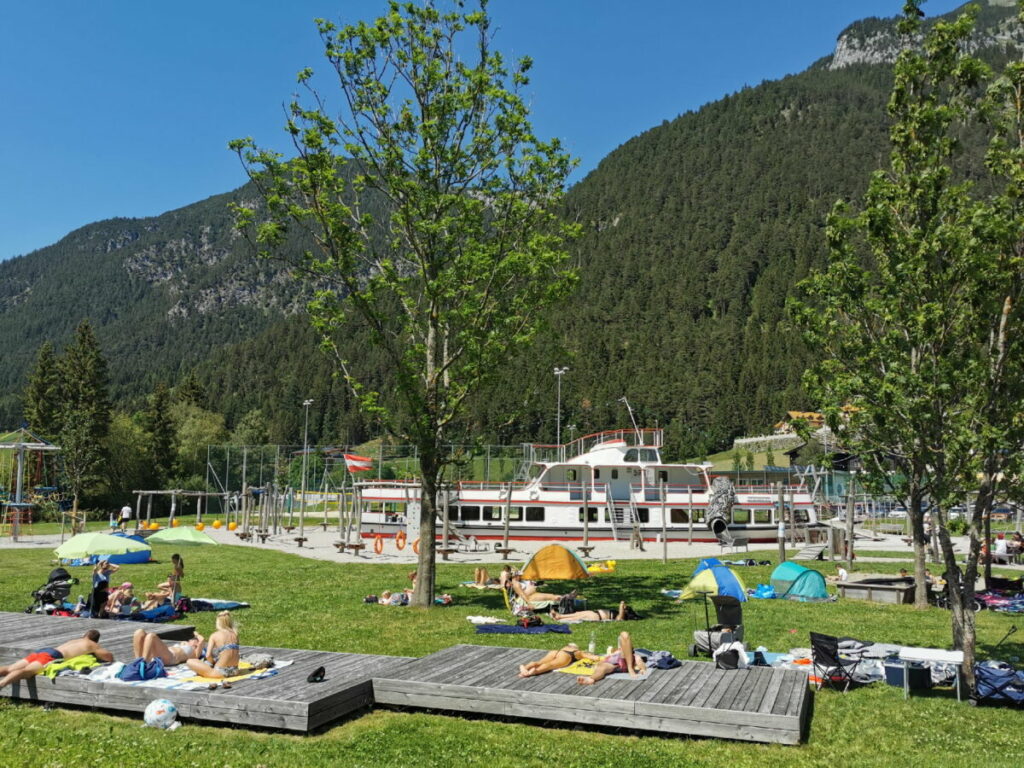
[
  {"left": 102, "top": 412, "right": 152, "bottom": 506},
  {"left": 57, "top": 320, "right": 111, "bottom": 522},
  {"left": 171, "top": 402, "right": 228, "bottom": 488},
  {"left": 22, "top": 341, "right": 62, "bottom": 438},
  {"left": 791, "top": 1, "right": 1024, "bottom": 688},
  {"left": 232, "top": 0, "right": 577, "bottom": 605},
  {"left": 231, "top": 408, "right": 270, "bottom": 446},
  {"left": 144, "top": 382, "right": 176, "bottom": 487}
]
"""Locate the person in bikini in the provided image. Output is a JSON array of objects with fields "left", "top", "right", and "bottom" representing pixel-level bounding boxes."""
[
  {"left": 132, "top": 628, "right": 204, "bottom": 666},
  {"left": 518, "top": 643, "right": 584, "bottom": 677},
  {"left": 186, "top": 611, "right": 240, "bottom": 681},
  {"left": 550, "top": 600, "right": 640, "bottom": 622},
  {"left": 507, "top": 573, "right": 576, "bottom": 609},
  {"left": 0, "top": 629, "right": 113, "bottom": 688},
  {"left": 578, "top": 631, "right": 645, "bottom": 685}
]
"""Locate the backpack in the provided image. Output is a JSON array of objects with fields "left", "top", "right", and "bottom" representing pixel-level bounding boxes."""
[
  {"left": 556, "top": 594, "right": 576, "bottom": 615},
  {"left": 519, "top": 614, "right": 543, "bottom": 628},
  {"left": 117, "top": 657, "right": 166, "bottom": 681}
]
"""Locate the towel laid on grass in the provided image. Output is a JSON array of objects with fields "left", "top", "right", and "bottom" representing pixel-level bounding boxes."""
[
  {"left": 189, "top": 598, "right": 250, "bottom": 611},
  {"left": 475, "top": 623, "right": 571, "bottom": 635}
]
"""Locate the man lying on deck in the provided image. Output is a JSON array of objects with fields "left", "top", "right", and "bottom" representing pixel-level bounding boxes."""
[
  {"left": 518, "top": 631, "right": 646, "bottom": 685},
  {"left": 0, "top": 629, "right": 113, "bottom": 689}
]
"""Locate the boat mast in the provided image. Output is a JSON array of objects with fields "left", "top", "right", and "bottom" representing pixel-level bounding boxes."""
[{"left": 619, "top": 397, "right": 641, "bottom": 442}]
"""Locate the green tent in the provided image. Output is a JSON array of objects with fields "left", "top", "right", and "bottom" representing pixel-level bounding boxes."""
[{"left": 769, "top": 561, "right": 829, "bottom": 602}]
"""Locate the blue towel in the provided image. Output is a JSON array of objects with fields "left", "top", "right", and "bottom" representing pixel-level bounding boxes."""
[{"left": 475, "top": 623, "right": 572, "bottom": 634}]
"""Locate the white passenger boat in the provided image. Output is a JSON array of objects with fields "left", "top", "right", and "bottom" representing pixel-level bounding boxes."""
[{"left": 354, "top": 429, "right": 819, "bottom": 543}]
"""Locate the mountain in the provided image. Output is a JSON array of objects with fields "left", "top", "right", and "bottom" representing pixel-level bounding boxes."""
[{"left": 0, "top": 1, "right": 1019, "bottom": 455}]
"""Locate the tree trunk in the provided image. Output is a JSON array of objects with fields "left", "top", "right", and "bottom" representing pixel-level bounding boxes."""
[
  {"left": 412, "top": 449, "right": 441, "bottom": 608},
  {"left": 909, "top": 488, "right": 929, "bottom": 609}
]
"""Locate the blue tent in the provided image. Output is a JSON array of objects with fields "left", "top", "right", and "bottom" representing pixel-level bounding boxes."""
[
  {"left": 769, "top": 561, "right": 829, "bottom": 602},
  {"left": 691, "top": 557, "right": 723, "bottom": 578},
  {"left": 679, "top": 564, "right": 747, "bottom": 602}
]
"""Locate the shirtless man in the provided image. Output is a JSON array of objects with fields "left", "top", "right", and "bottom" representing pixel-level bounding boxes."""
[{"left": 0, "top": 629, "right": 113, "bottom": 688}]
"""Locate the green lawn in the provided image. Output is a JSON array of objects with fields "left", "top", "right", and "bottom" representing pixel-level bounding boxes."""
[{"left": 1, "top": 546, "right": 1022, "bottom": 768}]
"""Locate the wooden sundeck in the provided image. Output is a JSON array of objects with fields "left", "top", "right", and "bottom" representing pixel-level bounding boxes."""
[
  {"left": 373, "top": 644, "right": 812, "bottom": 745},
  {"left": 0, "top": 612, "right": 411, "bottom": 731},
  {"left": 1, "top": 615, "right": 812, "bottom": 742}
]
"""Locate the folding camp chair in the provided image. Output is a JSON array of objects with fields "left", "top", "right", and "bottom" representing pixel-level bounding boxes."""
[{"left": 810, "top": 632, "right": 861, "bottom": 692}]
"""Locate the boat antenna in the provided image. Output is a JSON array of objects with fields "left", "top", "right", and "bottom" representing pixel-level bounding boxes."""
[{"left": 618, "top": 397, "right": 642, "bottom": 442}]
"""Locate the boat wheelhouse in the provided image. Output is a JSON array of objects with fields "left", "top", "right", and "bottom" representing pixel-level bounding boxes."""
[{"left": 354, "top": 429, "right": 818, "bottom": 543}]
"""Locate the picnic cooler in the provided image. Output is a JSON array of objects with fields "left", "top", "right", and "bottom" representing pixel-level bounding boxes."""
[{"left": 883, "top": 658, "right": 931, "bottom": 690}]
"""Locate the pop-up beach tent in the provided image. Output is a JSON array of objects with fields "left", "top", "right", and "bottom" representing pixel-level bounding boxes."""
[
  {"left": 520, "top": 544, "right": 590, "bottom": 581},
  {"left": 679, "top": 564, "right": 747, "bottom": 602},
  {"left": 770, "top": 561, "right": 829, "bottom": 601}
]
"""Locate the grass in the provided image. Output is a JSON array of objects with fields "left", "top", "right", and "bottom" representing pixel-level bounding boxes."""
[{"left": 1, "top": 546, "right": 1023, "bottom": 768}]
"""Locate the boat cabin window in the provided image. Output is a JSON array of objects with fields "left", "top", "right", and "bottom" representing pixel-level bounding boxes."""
[
  {"left": 670, "top": 508, "right": 689, "bottom": 524},
  {"left": 482, "top": 506, "right": 502, "bottom": 521},
  {"left": 753, "top": 508, "right": 772, "bottom": 524},
  {"left": 624, "top": 449, "right": 639, "bottom": 462},
  {"left": 459, "top": 506, "right": 480, "bottom": 521},
  {"left": 566, "top": 469, "right": 577, "bottom": 482},
  {"left": 793, "top": 508, "right": 810, "bottom": 524},
  {"left": 578, "top": 506, "right": 599, "bottom": 523},
  {"left": 635, "top": 507, "right": 650, "bottom": 523},
  {"left": 594, "top": 469, "right": 601, "bottom": 479},
  {"left": 507, "top": 507, "right": 522, "bottom": 521},
  {"left": 658, "top": 470, "right": 668, "bottom": 483},
  {"left": 732, "top": 508, "right": 750, "bottom": 524},
  {"left": 692, "top": 508, "right": 705, "bottom": 523},
  {"left": 611, "top": 469, "right": 619, "bottom": 479},
  {"left": 525, "top": 506, "right": 545, "bottom": 522}
]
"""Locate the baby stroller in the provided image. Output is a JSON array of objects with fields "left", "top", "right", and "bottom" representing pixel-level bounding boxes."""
[
  {"left": 688, "top": 594, "right": 744, "bottom": 657},
  {"left": 26, "top": 567, "right": 79, "bottom": 614}
]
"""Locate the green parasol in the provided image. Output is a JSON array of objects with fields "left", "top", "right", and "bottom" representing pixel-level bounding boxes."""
[
  {"left": 146, "top": 527, "right": 220, "bottom": 546},
  {"left": 54, "top": 531, "right": 152, "bottom": 559}
]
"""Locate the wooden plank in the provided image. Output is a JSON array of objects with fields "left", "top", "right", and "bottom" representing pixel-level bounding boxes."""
[
  {"left": 739, "top": 665, "right": 774, "bottom": 712},
  {"left": 757, "top": 668, "right": 789, "bottom": 714},
  {"left": 665, "top": 662, "right": 716, "bottom": 706}
]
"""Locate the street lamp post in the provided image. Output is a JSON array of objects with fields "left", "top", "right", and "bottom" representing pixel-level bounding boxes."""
[
  {"left": 299, "top": 399, "right": 313, "bottom": 543},
  {"left": 554, "top": 366, "right": 569, "bottom": 446}
]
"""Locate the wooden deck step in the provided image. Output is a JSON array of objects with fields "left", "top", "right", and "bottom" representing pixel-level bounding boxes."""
[{"left": 793, "top": 544, "right": 827, "bottom": 561}]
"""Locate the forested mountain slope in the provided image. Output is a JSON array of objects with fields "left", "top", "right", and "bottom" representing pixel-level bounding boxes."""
[{"left": 1, "top": 2, "right": 1017, "bottom": 456}]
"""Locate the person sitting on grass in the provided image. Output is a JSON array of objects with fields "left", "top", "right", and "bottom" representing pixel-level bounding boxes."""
[
  {"left": 132, "top": 628, "right": 204, "bottom": 666},
  {"left": 550, "top": 600, "right": 640, "bottom": 622},
  {"left": 508, "top": 573, "right": 576, "bottom": 609},
  {"left": 0, "top": 630, "right": 113, "bottom": 689},
  {"left": 473, "top": 566, "right": 512, "bottom": 587},
  {"left": 104, "top": 582, "right": 137, "bottom": 615},
  {"left": 186, "top": 611, "right": 240, "bottom": 683}
]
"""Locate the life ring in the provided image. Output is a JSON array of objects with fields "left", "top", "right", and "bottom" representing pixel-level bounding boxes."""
[
  {"left": 395, "top": 530, "right": 407, "bottom": 550},
  {"left": 373, "top": 535, "right": 384, "bottom": 555},
  {"left": 412, "top": 538, "right": 420, "bottom": 554}
]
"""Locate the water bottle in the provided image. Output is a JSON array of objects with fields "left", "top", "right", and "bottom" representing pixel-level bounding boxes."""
[{"left": 587, "top": 631, "right": 596, "bottom": 654}]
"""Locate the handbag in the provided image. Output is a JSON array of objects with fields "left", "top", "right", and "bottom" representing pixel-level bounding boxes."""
[{"left": 519, "top": 614, "right": 543, "bottom": 628}]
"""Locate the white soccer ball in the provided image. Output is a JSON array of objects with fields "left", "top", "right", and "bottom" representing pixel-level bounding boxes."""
[{"left": 143, "top": 698, "right": 179, "bottom": 729}]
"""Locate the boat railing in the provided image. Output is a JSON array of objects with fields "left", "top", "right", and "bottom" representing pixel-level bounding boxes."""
[{"left": 520, "top": 428, "right": 664, "bottom": 464}]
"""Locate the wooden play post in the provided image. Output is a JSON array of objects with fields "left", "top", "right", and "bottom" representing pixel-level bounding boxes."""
[{"left": 845, "top": 476, "right": 856, "bottom": 570}]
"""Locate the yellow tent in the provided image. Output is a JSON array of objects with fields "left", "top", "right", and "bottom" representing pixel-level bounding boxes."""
[{"left": 520, "top": 544, "right": 590, "bottom": 581}]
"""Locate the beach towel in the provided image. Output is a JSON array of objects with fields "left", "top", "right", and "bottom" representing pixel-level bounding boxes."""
[
  {"left": 556, "top": 657, "right": 652, "bottom": 681},
  {"left": 86, "top": 659, "right": 293, "bottom": 691},
  {"left": 188, "top": 599, "right": 250, "bottom": 612},
  {"left": 475, "top": 623, "right": 571, "bottom": 635}
]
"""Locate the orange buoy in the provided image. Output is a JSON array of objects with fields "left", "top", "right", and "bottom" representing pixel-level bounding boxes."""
[
  {"left": 395, "top": 530, "right": 407, "bottom": 550},
  {"left": 171, "top": 519, "right": 181, "bottom": 528},
  {"left": 196, "top": 522, "right": 205, "bottom": 531},
  {"left": 212, "top": 519, "right": 223, "bottom": 529},
  {"left": 149, "top": 522, "right": 160, "bottom": 530},
  {"left": 228, "top": 521, "right": 237, "bottom": 531},
  {"left": 411, "top": 538, "right": 420, "bottom": 554},
  {"left": 373, "top": 535, "right": 384, "bottom": 554}
]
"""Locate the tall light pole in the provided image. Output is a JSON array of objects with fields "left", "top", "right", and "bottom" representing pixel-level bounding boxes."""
[
  {"left": 554, "top": 367, "right": 569, "bottom": 445},
  {"left": 299, "top": 399, "right": 313, "bottom": 542}
]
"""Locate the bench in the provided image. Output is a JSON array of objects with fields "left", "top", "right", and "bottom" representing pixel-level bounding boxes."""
[
  {"left": 294, "top": 537, "right": 308, "bottom": 548},
  {"left": 456, "top": 537, "right": 490, "bottom": 554},
  {"left": 876, "top": 524, "right": 905, "bottom": 535},
  {"left": 718, "top": 536, "right": 749, "bottom": 553},
  {"left": 577, "top": 546, "right": 595, "bottom": 558},
  {"left": 492, "top": 546, "right": 517, "bottom": 560}
]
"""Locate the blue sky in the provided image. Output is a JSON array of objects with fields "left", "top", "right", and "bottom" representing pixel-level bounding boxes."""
[{"left": 0, "top": 0, "right": 967, "bottom": 262}]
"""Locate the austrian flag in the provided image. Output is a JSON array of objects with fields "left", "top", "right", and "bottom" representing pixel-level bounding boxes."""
[{"left": 344, "top": 453, "right": 374, "bottom": 472}]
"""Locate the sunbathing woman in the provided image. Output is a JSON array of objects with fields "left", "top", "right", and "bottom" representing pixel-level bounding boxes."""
[
  {"left": 132, "top": 628, "right": 204, "bottom": 666},
  {"left": 577, "top": 631, "right": 646, "bottom": 685},
  {"left": 551, "top": 600, "right": 640, "bottom": 622},
  {"left": 518, "top": 643, "right": 582, "bottom": 677},
  {"left": 186, "top": 611, "right": 241, "bottom": 681},
  {"left": 508, "top": 574, "right": 575, "bottom": 608}
]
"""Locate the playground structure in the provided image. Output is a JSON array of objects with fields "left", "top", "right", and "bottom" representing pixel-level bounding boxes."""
[{"left": 0, "top": 429, "right": 64, "bottom": 540}]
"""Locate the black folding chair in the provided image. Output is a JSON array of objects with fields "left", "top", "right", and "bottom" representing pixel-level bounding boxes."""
[{"left": 810, "top": 632, "right": 860, "bottom": 692}]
